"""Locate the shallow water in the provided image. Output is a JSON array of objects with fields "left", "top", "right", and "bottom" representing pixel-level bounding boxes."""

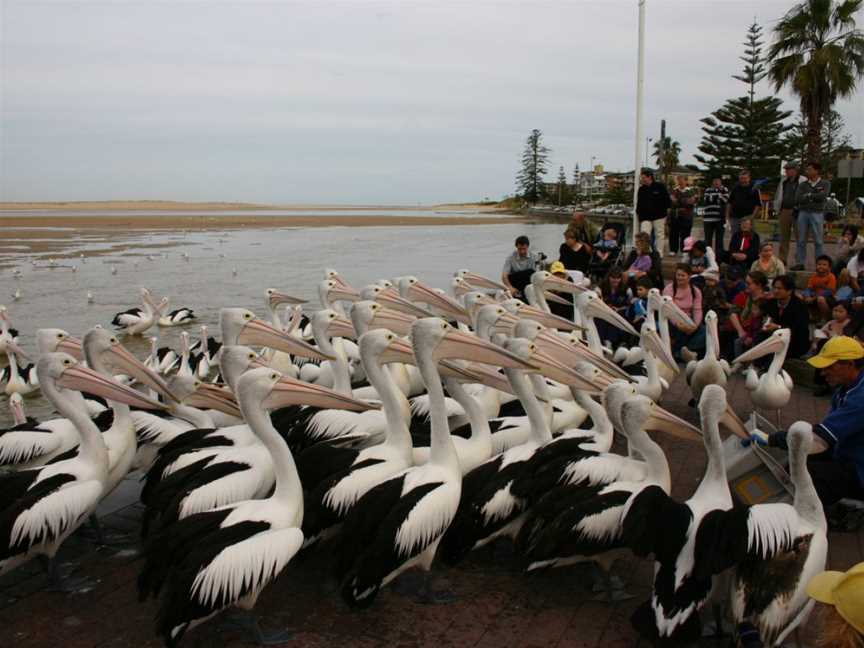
[
  {"left": 1, "top": 219, "right": 567, "bottom": 424},
  {"left": 0, "top": 207, "right": 500, "bottom": 218}
]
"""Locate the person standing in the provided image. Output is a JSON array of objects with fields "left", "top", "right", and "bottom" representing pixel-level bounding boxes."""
[
  {"left": 793, "top": 161, "right": 831, "bottom": 271},
  {"left": 669, "top": 176, "right": 696, "bottom": 256},
  {"left": 701, "top": 177, "right": 728, "bottom": 256},
  {"left": 726, "top": 169, "right": 762, "bottom": 238},
  {"left": 773, "top": 162, "right": 805, "bottom": 267},
  {"left": 636, "top": 168, "right": 671, "bottom": 256}
]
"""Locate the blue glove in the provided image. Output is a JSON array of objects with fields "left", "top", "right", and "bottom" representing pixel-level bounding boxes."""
[{"left": 741, "top": 430, "right": 787, "bottom": 449}]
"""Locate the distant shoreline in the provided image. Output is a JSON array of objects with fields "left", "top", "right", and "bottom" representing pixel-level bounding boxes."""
[{"left": 0, "top": 200, "right": 496, "bottom": 212}]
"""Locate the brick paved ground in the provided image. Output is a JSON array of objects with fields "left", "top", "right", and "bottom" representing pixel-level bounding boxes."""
[{"left": 1, "top": 372, "right": 861, "bottom": 648}]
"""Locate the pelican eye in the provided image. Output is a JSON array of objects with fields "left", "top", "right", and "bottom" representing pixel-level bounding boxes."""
[
  {"left": 243, "top": 312, "right": 252, "bottom": 320},
  {"left": 110, "top": 337, "right": 118, "bottom": 344},
  {"left": 56, "top": 333, "right": 65, "bottom": 339},
  {"left": 529, "top": 344, "right": 536, "bottom": 352},
  {"left": 387, "top": 334, "right": 394, "bottom": 341},
  {"left": 270, "top": 372, "right": 279, "bottom": 381},
  {"left": 63, "top": 358, "right": 72, "bottom": 366}
]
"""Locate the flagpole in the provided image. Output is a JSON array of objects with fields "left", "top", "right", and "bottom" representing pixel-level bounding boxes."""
[{"left": 631, "top": 0, "right": 646, "bottom": 246}]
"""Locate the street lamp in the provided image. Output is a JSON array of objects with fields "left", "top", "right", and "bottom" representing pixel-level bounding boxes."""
[
  {"left": 645, "top": 137, "right": 653, "bottom": 168},
  {"left": 589, "top": 156, "right": 596, "bottom": 202}
]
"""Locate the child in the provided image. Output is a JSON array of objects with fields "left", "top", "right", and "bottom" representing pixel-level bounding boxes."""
[
  {"left": 701, "top": 270, "right": 731, "bottom": 326},
  {"left": 723, "top": 266, "right": 746, "bottom": 304},
  {"left": 803, "top": 254, "right": 837, "bottom": 321},
  {"left": 627, "top": 276, "right": 653, "bottom": 328},
  {"left": 811, "top": 301, "right": 852, "bottom": 353},
  {"left": 734, "top": 298, "right": 764, "bottom": 358},
  {"left": 594, "top": 227, "right": 620, "bottom": 262}
]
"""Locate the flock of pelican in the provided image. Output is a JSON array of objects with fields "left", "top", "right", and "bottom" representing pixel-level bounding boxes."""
[{"left": 0, "top": 267, "right": 818, "bottom": 647}]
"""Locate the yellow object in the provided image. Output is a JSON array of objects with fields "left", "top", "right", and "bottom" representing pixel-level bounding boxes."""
[
  {"left": 549, "top": 261, "right": 566, "bottom": 275},
  {"left": 807, "top": 562, "right": 864, "bottom": 634},
  {"left": 807, "top": 336, "right": 864, "bottom": 368}
]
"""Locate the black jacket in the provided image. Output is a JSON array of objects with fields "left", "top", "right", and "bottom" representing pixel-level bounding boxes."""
[
  {"left": 761, "top": 295, "right": 810, "bottom": 359},
  {"left": 729, "top": 183, "right": 761, "bottom": 219},
  {"left": 559, "top": 242, "right": 591, "bottom": 272},
  {"left": 636, "top": 182, "right": 671, "bottom": 222},
  {"left": 727, "top": 230, "right": 761, "bottom": 267}
]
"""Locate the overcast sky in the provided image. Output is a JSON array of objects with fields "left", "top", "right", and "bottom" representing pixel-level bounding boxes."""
[{"left": 1, "top": 0, "right": 862, "bottom": 204}]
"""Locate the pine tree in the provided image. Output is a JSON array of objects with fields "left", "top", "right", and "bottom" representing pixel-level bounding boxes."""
[
  {"left": 555, "top": 166, "right": 569, "bottom": 205},
  {"left": 784, "top": 109, "right": 853, "bottom": 174},
  {"left": 695, "top": 21, "right": 793, "bottom": 180},
  {"left": 515, "top": 129, "right": 550, "bottom": 203}
]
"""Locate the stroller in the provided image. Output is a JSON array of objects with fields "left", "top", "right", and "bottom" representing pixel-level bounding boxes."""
[{"left": 587, "top": 221, "right": 626, "bottom": 282}]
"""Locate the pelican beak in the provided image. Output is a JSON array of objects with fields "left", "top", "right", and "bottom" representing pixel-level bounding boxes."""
[
  {"left": 642, "top": 326, "right": 678, "bottom": 374},
  {"left": 435, "top": 327, "right": 537, "bottom": 369},
  {"left": 733, "top": 332, "right": 785, "bottom": 366},
  {"left": 461, "top": 271, "right": 508, "bottom": 292},
  {"left": 368, "top": 307, "right": 417, "bottom": 337},
  {"left": 586, "top": 298, "right": 639, "bottom": 336},
  {"left": 57, "top": 336, "right": 84, "bottom": 361},
  {"left": 326, "top": 270, "right": 352, "bottom": 291},
  {"left": 719, "top": 402, "right": 749, "bottom": 440},
  {"left": 57, "top": 363, "right": 167, "bottom": 410},
  {"left": 663, "top": 300, "right": 696, "bottom": 330},
  {"left": 645, "top": 403, "right": 701, "bottom": 440},
  {"left": 463, "top": 362, "right": 516, "bottom": 395},
  {"left": 541, "top": 273, "right": 585, "bottom": 295},
  {"left": 378, "top": 335, "right": 416, "bottom": 365},
  {"left": 543, "top": 290, "right": 572, "bottom": 306},
  {"left": 184, "top": 383, "right": 242, "bottom": 418},
  {"left": 327, "top": 315, "right": 357, "bottom": 340},
  {"left": 375, "top": 292, "right": 437, "bottom": 318},
  {"left": 543, "top": 331, "right": 635, "bottom": 383},
  {"left": 238, "top": 318, "right": 335, "bottom": 361},
  {"left": 268, "top": 290, "right": 308, "bottom": 309},
  {"left": 528, "top": 346, "right": 604, "bottom": 394},
  {"left": 438, "top": 360, "right": 486, "bottom": 382},
  {"left": 408, "top": 281, "right": 472, "bottom": 324},
  {"left": 10, "top": 395, "right": 26, "bottom": 425},
  {"left": 493, "top": 311, "right": 521, "bottom": 335},
  {"left": 327, "top": 284, "right": 362, "bottom": 303},
  {"left": 261, "top": 375, "right": 379, "bottom": 412},
  {"left": 515, "top": 304, "right": 583, "bottom": 332},
  {"left": 6, "top": 340, "right": 31, "bottom": 362},
  {"left": 453, "top": 279, "right": 473, "bottom": 298},
  {"left": 104, "top": 342, "right": 179, "bottom": 402}
]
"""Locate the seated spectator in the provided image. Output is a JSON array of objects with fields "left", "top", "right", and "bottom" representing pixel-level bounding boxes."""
[
  {"left": 621, "top": 231, "right": 663, "bottom": 289},
  {"left": 834, "top": 225, "right": 864, "bottom": 274},
  {"left": 501, "top": 235, "right": 540, "bottom": 298},
  {"left": 701, "top": 270, "right": 731, "bottom": 326},
  {"left": 760, "top": 274, "right": 811, "bottom": 359},
  {"left": 594, "top": 227, "right": 621, "bottom": 262},
  {"left": 723, "top": 265, "right": 747, "bottom": 304},
  {"left": 727, "top": 217, "right": 761, "bottom": 270},
  {"left": 812, "top": 302, "right": 853, "bottom": 353},
  {"left": 802, "top": 255, "right": 838, "bottom": 321},
  {"left": 681, "top": 238, "right": 719, "bottom": 288},
  {"left": 662, "top": 263, "right": 705, "bottom": 359},
  {"left": 564, "top": 211, "right": 599, "bottom": 252},
  {"left": 546, "top": 261, "right": 575, "bottom": 320},
  {"left": 725, "top": 270, "right": 770, "bottom": 358},
  {"left": 559, "top": 231, "right": 591, "bottom": 273},
  {"left": 596, "top": 268, "right": 631, "bottom": 347},
  {"left": 838, "top": 249, "right": 864, "bottom": 302},
  {"left": 627, "top": 275, "right": 653, "bottom": 328},
  {"left": 750, "top": 242, "right": 786, "bottom": 283}
]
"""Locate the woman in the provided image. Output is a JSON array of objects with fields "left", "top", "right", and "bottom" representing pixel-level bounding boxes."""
[
  {"left": 596, "top": 267, "right": 632, "bottom": 348},
  {"left": 681, "top": 238, "right": 718, "bottom": 289},
  {"left": 835, "top": 225, "right": 864, "bottom": 274},
  {"left": 620, "top": 231, "right": 663, "bottom": 289},
  {"left": 558, "top": 231, "right": 591, "bottom": 273},
  {"left": 725, "top": 270, "right": 769, "bottom": 358},
  {"left": 727, "top": 217, "right": 761, "bottom": 269},
  {"left": 750, "top": 242, "right": 786, "bottom": 283},
  {"left": 662, "top": 263, "right": 705, "bottom": 359}
]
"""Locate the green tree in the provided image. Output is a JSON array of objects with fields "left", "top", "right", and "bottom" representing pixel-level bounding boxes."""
[
  {"left": 515, "top": 129, "right": 550, "bottom": 203},
  {"left": 695, "top": 21, "right": 793, "bottom": 179},
  {"left": 602, "top": 184, "right": 632, "bottom": 206},
  {"left": 653, "top": 137, "right": 681, "bottom": 184},
  {"left": 768, "top": 0, "right": 864, "bottom": 163},
  {"left": 555, "top": 166, "right": 569, "bottom": 205}
]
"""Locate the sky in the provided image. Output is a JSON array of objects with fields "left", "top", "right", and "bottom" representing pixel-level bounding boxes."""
[{"left": 1, "top": 0, "right": 862, "bottom": 204}]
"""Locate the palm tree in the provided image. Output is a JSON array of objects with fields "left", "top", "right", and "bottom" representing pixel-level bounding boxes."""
[
  {"left": 768, "top": 0, "right": 864, "bottom": 163},
  {"left": 652, "top": 137, "right": 681, "bottom": 181}
]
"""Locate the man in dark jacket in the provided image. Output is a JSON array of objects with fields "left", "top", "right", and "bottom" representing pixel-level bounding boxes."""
[
  {"left": 761, "top": 274, "right": 810, "bottom": 359},
  {"left": 726, "top": 169, "right": 762, "bottom": 236},
  {"left": 636, "top": 168, "right": 671, "bottom": 256}
]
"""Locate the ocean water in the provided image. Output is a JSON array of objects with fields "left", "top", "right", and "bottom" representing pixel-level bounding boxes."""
[{"left": 1, "top": 218, "right": 568, "bottom": 424}]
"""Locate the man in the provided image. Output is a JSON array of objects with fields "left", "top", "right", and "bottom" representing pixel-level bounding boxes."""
[
  {"left": 564, "top": 210, "right": 598, "bottom": 253},
  {"left": 793, "top": 161, "right": 831, "bottom": 271},
  {"left": 501, "top": 235, "right": 540, "bottom": 298},
  {"left": 772, "top": 162, "right": 805, "bottom": 267},
  {"left": 726, "top": 169, "right": 762, "bottom": 237},
  {"left": 753, "top": 336, "right": 864, "bottom": 508},
  {"left": 701, "top": 177, "right": 728, "bottom": 257},
  {"left": 636, "top": 168, "right": 671, "bottom": 256},
  {"left": 760, "top": 274, "right": 810, "bottom": 359},
  {"left": 669, "top": 175, "right": 696, "bottom": 256}
]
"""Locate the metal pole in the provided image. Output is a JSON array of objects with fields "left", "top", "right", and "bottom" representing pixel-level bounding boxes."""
[{"left": 631, "top": 0, "right": 646, "bottom": 246}]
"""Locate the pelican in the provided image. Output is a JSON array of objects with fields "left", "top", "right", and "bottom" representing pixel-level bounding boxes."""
[
  {"left": 576, "top": 290, "right": 639, "bottom": 357},
  {"left": 263, "top": 288, "right": 307, "bottom": 375},
  {"left": 1, "top": 340, "right": 38, "bottom": 397},
  {"left": 685, "top": 310, "right": 731, "bottom": 404},
  {"left": 730, "top": 421, "right": 827, "bottom": 646},
  {"left": 137, "top": 368, "right": 370, "bottom": 646},
  {"left": 454, "top": 269, "right": 508, "bottom": 292},
  {"left": 632, "top": 318, "right": 678, "bottom": 402},
  {"left": 337, "top": 318, "right": 533, "bottom": 607},
  {"left": 158, "top": 305, "right": 196, "bottom": 327},
  {"left": 733, "top": 328, "right": 793, "bottom": 424},
  {"left": 0, "top": 353, "right": 164, "bottom": 589},
  {"left": 112, "top": 289, "right": 168, "bottom": 335},
  {"left": 396, "top": 276, "right": 471, "bottom": 324},
  {"left": 12, "top": 288, "right": 20, "bottom": 301}
]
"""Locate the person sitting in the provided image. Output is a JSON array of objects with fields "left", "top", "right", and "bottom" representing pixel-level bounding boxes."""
[
  {"left": 806, "top": 562, "right": 864, "bottom": 647},
  {"left": 681, "top": 238, "right": 719, "bottom": 289},
  {"left": 594, "top": 227, "right": 621, "bottom": 262},
  {"left": 834, "top": 225, "right": 864, "bottom": 275},
  {"left": 760, "top": 274, "right": 811, "bottom": 359},
  {"left": 546, "top": 261, "right": 574, "bottom": 320},
  {"left": 627, "top": 275, "right": 653, "bottom": 329},
  {"left": 501, "top": 235, "right": 540, "bottom": 299},
  {"left": 838, "top": 248, "right": 864, "bottom": 302},
  {"left": 802, "top": 255, "right": 838, "bottom": 322},
  {"left": 754, "top": 336, "right": 864, "bottom": 509},
  {"left": 558, "top": 230, "right": 591, "bottom": 273},
  {"left": 723, "top": 265, "right": 747, "bottom": 304},
  {"left": 811, "top": 302, "right": 854, "bottom": 356},
  {"left": 750, "top": 241, "right": 787, "bottom": 283},
  {"left": 701, "top": 270, "right": 731, "bottom": 330},
  {"left": 595, "top": 267, "right": 631, "bottom": 348},
  {"left": 727, "top": 217, "right": 761, "bottom": 270},
  {"left": 621, "top": 231, "right": 663, "bottom": 289},
  {"left": 564, "top": 210, "right": 599, "bottom": 253},
  {"left": 725, "top": 270, "right": 770, "bottom": 358},
  {"left": 662, "top": 263, "right": 705, "bottom": 360}
]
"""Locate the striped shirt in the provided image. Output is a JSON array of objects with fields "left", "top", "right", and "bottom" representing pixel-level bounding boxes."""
[{"left": 701, "top": 186, "right": 729, "bottom": 222}]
